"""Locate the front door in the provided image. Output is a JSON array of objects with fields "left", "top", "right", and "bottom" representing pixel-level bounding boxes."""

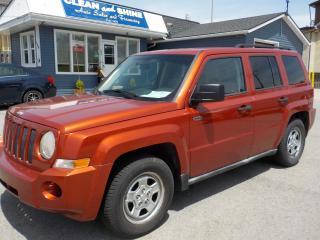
[
  {"left": 102, "top": 41, "right": 117, "bottom": 76},
  {"left": 189, "top": 55, "right": 254, "bottom": 177}
]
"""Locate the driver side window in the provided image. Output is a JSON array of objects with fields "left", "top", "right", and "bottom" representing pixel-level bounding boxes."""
[{"left": 198, "top": 57, "right": 246, "bottom": 95}]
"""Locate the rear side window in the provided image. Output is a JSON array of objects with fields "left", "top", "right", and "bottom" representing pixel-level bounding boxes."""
[
  {"left": 250, "top": 56, "right": 282, "bottom": 90},
  {"left": 0, "top": 66, "right": 25, "bottom": 76},
  {"left": 198, "top": 57, "right": 246, "bottom": 95},
  {"left": 282, "top": 56, "right": 305, "bottom": 85}
]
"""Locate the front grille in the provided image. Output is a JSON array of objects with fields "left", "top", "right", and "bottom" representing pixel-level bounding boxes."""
[{"left": 3, "top": 118, "right": 37, "bottom": 164}]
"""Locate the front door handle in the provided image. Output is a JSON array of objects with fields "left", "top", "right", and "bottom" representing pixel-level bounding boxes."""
[
  {"left": 238, "top": 104, "right": 253, "bottom": 113},
  {"left": 278, "top": 96, "right": 289, "bottom": 104}
]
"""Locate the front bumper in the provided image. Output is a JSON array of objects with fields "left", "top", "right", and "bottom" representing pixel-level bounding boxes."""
[{"left": 0, "top": 138, "right": 112, "bottom": 221}]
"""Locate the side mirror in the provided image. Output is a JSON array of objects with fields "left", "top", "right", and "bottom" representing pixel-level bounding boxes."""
[{"left": 191, "top": 84, "right": 225, "bottom": 105}]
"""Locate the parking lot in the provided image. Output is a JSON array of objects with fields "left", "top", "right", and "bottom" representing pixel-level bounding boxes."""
[{"left": 0, "top": 90, "right": 319, "bottom": 240}]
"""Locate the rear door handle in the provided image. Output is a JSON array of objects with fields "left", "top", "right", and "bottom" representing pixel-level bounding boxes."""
[
  {"left": 238, "top": 104, "right": 252, "bottom": 113},
  {"left": 278, "top": 97, "right": 289, "bottom": 104}
]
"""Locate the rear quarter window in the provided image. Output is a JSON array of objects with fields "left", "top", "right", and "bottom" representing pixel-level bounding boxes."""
[{"left": 282, "top": 56, "right": 305, "bottom": 85}]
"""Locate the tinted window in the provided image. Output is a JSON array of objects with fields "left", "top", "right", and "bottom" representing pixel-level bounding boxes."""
[
  {"left": 250, "top": 56, "right": 282, "bottom": 90},
  {"left": 98, "top": 54, "right": 195, "bottom": 101},
  {"left": 0, "top": 66, "right": 25, "bottom": 77},
  {"left": 282, "top": 56, "right": 305, "bottom": 85},
  {"left": 198, "top": 57, "right": 246, "bottom": 95}
]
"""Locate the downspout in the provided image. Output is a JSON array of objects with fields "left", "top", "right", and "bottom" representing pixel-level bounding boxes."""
[{"left": 147, "top": 42, "right": 157, "bottom": 50}]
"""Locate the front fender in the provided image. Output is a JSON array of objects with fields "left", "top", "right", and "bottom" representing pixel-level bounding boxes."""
[{"left": 93, "top": 124, "right": 190, "bottom": 174}]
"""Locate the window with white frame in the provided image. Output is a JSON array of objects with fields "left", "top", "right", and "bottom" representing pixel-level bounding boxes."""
[
  {"left": 20, "top": 31, "right": 36, "bottom": 67},
  {"left": 116, "top": 37, "right": 140, "bottom": 64},
  {"left": 0, "top": 34, "right": 11, "bottom": 64},
  {"left": 55, "top": 30, "right": 100, "bottom": 74}
]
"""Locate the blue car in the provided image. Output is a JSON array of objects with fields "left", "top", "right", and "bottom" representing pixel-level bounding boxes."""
[{"left": 0, "top": 64, "right": 56, "bottom": 105}]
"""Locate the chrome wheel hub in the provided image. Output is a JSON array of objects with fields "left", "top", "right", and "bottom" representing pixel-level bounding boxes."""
[
  {"left": 123, "top": 172, "right": 164, "bottom": 224},
  {"left": 287, "top": 127, "right": 302, "bottom": 158},
  {"left": 27, "top": 93, "right": 40, "bottom": 102}
]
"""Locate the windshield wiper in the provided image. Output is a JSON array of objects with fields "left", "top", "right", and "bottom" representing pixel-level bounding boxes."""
[{"left": 103, "top": 89, "right": 138, "bottom": 99}]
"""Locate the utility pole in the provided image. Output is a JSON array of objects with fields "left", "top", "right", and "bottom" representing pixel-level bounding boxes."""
[
  {"left": 211, "top": 0, "right": 214, "bottom": 22},
  {"left": 286, "top": 0, "right": 290, "bottom": 15}
]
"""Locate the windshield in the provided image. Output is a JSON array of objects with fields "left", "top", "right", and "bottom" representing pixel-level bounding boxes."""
[{"left": 98, "top": 54, "right": 195, "bottom": 101}]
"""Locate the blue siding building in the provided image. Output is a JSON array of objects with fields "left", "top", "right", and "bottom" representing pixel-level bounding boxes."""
[
  {"left": 0, "top": 0, "right": 168, "bottom": 94},
  {"left": 155, "top": 13, "right": 309, "bottom": 56}
]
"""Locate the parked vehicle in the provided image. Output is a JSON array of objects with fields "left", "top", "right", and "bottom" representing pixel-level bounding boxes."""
[
  {"left": 0, "top": 47, "right": 316, "bottom": 237},
  {"left": 0, "top": 64, "right": 56, "bottom": 105}
]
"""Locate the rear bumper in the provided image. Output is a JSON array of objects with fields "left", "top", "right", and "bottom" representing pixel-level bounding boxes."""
[
  {"left": 0, "top": 138, "right": 112, "bottom": 221},
  {"left": 45, "top": 85, "right": 57, "bottom": 98},
  {"left": 309, "top": 108, "right": 316, "bottom": 130}
]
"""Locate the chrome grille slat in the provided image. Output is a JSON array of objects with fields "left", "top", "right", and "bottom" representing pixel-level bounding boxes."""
[
  {"left": 7, "top": 124, "right": 12, "bottom": 152},
  {"left": 20, "top": 127, "right": 28, "bottom": 161},
  {"left": 28, "top": 130, "right": 36, "bottom": 164},
  {"left": 13, "top": 125, "right": 21, "bottom": 157}
]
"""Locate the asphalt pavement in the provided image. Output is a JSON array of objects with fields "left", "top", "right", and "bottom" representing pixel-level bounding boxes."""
[{"left": 0, "top": 91, "right": 319, "bottom": 240}]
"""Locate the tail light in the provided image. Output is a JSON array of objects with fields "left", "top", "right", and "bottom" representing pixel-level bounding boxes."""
[{"left": 47, "top": 75, "right": 55, "bottom": 85}]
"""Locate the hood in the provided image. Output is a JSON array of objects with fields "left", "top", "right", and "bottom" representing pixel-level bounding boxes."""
[{"left": 9, "top": 94, "right": 178, "bottom": 133}]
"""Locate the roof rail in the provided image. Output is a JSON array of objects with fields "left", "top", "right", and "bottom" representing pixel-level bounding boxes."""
[{"left": 235, "top": 43, "right": 291, "bottom": 51}]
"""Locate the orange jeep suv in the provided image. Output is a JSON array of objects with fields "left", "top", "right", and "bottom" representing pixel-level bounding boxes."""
[{"left": 0, "top": 47, "right": 316, "bottom": 237}]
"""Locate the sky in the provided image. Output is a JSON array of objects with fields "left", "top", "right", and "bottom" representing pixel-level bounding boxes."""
[{"left": 109, "top": 0, "right": 315, "bottom": 27}]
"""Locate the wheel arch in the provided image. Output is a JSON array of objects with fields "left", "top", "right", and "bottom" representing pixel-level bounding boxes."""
[
  {"left": 106, "top": 143, "right": 183, "bottom": 192},
  {"left": 288, "top": 111, "right": 309, "bottom": 134},
  {"left": 21, "top": 87, "right": 44, "bottom": 102}
]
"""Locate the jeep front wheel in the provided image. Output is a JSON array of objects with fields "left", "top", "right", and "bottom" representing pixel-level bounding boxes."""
[{"left": 101, "top": 157, "right": 174, "bottom": 238}]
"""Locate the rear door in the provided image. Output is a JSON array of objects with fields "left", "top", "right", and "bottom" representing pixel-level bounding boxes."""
[
  {"left": 248, "top": 54, "right": 289, "bottom": 156},
  {"left": 189, "top": 54, "right": 254, "bottom": 177},
  {"left": 0, "top": 66, "right": 25, "bottom": 103}
]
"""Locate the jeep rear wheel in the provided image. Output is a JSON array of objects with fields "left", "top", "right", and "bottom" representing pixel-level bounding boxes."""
[
  {"left": 101, "top": 157, "right": 174, "bottom": 238},
  {"left": 274, "top": 119, "right": 306, "bottom": 167}
]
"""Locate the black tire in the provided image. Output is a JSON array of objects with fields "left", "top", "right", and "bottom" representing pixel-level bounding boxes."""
[
  {"left": 101, "top": 156, "right": 174, "bottom": 238},
  {"left": 274, "top": 119, "right": 306, "bottom": 167},
  {"left": 23, "top": 90, "right": 43, "bottom": 103}
]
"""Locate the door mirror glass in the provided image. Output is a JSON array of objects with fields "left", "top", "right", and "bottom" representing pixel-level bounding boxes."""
[{"left": 191, "top": 84, "right": 225, "bottom": 105}]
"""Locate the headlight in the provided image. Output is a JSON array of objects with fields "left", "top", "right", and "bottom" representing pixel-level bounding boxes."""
[{"left": 40, "top": 131, "right": 56, "bottom": 160}]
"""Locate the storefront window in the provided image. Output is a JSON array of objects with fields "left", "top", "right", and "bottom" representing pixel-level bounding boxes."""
[
  {"left": 20, "top": 31, "right": 36, "bottom": 67},
  {"left": 88, "top": 36, "right": 99, "bottom": 72},
  {"left": 117, "top": 37, "right": 140, "bottom": 64},
  {"left": 117, "top": 38, "right": 127, "bottom": 64},
  {"left": 72, "top": 34, "right": 85, "bottom": 73},
  {"left": 129, "top": 39, "right": 139, "bottom": 55},
  {"left": 55, "top": 30, "right": 101, "bottom": 74},
  {"left": 56, "top": 32, "right": 71, "bottom": 72}
]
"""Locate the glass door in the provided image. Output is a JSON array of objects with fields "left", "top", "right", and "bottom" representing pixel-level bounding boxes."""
[{"left": 102, "top": 40, "right": 117, "bottom": 76}]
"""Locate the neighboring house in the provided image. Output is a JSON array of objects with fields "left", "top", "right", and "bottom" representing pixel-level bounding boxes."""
[
  {"left": 301, "top": 0, "right": 320, "bottom": 88},
  {"left": 154, "top": 12, "right": 310, "bottom": 55}
]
